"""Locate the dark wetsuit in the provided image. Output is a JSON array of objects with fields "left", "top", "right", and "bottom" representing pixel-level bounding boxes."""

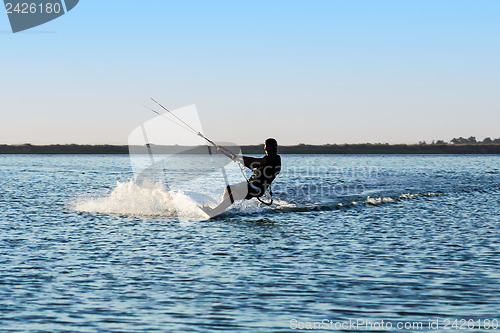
[{"left": 244, "top": 154, "right": 281, "bottom": 199}]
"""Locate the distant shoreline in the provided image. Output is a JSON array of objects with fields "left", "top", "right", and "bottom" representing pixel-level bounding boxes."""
[{"left": 1, "top": 144, "right": 500, "bottom": 154}]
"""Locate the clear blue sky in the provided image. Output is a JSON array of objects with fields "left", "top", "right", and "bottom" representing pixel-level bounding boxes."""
[{"left": 1, "top": 0, "right": 499, "bottom": 145}]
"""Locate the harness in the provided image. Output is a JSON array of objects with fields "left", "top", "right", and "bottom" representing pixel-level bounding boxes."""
[{"left": 244, "top": 155, "right": 280, "bottom": 206}]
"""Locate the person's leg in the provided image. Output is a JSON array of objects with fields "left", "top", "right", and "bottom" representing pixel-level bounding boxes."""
[
  {"left": 211, "top": 186, "right": 234, "bottom": 214},
  {"left": 202, "top": 182, "right": 248, "bottom": 217}
]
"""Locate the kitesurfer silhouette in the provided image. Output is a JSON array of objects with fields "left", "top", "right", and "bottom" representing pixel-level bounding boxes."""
[{"left": 201, "top": 138, "right": 281, "bottom": 217}]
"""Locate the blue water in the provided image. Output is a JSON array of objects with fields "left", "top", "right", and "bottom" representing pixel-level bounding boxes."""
[{"left": 1, "top": 154, "right": 499, "bottom": 332}]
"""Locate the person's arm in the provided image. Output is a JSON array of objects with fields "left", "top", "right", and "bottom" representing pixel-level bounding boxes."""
[{"left": 240, "top": 156, "right": 267, "bottom": 169}]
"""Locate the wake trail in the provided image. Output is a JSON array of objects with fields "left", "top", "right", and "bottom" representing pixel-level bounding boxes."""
[{"left": 71, "top": 181, "right": 447, "bottom": 220}]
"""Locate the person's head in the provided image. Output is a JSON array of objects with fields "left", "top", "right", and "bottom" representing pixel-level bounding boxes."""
[{"left": 264, "top": 138, "right": 278, "bottom": 156}]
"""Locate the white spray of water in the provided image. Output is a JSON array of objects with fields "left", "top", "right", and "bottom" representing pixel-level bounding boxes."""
[
  {"left": 73, "top": 180, "right": 208, "bottom": 219},
  {"left": 364, "top": 196, "right": 395, "bottom": 205},
  {"left": 363, "top": 192, "right": 440, "bottom": 206}
]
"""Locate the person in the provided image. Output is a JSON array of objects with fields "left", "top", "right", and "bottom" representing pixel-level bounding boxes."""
[{"left": 201, "top": 138, "right": 281, "bottom": 217}]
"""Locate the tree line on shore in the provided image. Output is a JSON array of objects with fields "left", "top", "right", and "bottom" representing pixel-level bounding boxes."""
[
  {"left": 1, "top": 142, "right": 499, "bottom": 155},
  {"left": 419, "top": 136, "right": 500, "bottom": 145}
]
